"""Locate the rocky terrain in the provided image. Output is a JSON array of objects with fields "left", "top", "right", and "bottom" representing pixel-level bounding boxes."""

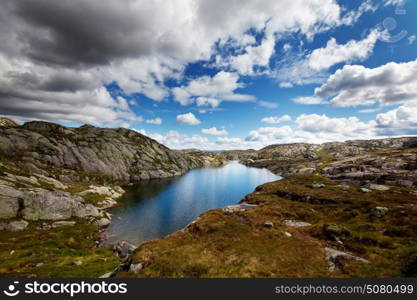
[
  {"left": 224, "top": 137, "right": 417, "bottom": 188},
  {"left": 0, "top": 117, "right": 227, "bottom": 277}
]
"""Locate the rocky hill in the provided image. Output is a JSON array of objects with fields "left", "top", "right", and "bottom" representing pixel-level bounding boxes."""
[
  {"left": 225, "top": 137, "right": 417, "bottom": 188},
  {"left": 0, "top": 119, "right": 226, "bottom": 184}
]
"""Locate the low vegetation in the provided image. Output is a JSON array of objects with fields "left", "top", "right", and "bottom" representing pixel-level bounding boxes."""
[
  {"left": 118, "top": 175, "right": 417, "bottom": 278},
  {"left": 0, "top": 221, "right": 119, "bottom": 277}
]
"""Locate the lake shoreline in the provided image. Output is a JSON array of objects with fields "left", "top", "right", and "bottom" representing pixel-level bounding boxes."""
[{"left": 101, "top": 161, "right": 280, "bottom": 246}]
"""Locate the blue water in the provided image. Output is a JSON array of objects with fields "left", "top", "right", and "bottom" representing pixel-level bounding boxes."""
[{"left": 103, "top": 161, "right": 280, "bottom": 245}]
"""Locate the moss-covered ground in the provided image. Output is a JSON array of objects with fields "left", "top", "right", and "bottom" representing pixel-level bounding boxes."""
[{"left": 0, "top": 220, "right": 119, "bottom": 277}]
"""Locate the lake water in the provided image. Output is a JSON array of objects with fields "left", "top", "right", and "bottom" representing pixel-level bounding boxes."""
[{"left": 103, "top": 161, "right": 281, "bottom": 245}]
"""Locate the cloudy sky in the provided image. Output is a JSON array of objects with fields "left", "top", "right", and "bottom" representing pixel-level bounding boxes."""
[{"left": 0, "top": 0, "right": 416, "bottom": 150}]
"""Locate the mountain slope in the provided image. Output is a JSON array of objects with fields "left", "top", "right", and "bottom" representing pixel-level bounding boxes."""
[{"left": 0, "top": 119, "right": 226, "bottom": 184}]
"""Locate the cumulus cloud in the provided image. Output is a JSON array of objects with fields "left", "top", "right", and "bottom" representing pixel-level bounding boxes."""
[
  {"left": 146, "top": 117, "right": 162, "bottom": 125},
  {"left": 308, "top": 29, "right": 381, "bottom": 71},
  {"left": 229, "top": 36, "right": 276, "bottom": 75},
  {"left": 246, "top": 126, "right": 293, "bottom": 142},
  {"left": 315, "top": 59, "right": 417, "bottom": 107},
  {"left": 375, "top": 102, "right": 417, "bottom": 135},
  {"left": 172, "top": 71, "right": 255, "bottom": 106},
  {"left": 176, "top": 112, "right": 201, "bottom": 125},
  {"left": 201, "top": 127, "right": 228, "bottom": 136},
  {"left": 261, "top": 115, "right": 292, "bottom": 124},
  {"left": 296, "top": 114, "right": 375, "bottom": 136}
]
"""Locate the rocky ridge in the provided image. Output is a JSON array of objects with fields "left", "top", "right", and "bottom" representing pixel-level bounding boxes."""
[
  {"left": 0, "top": 119, "right": 227, "bottom": 183},
  {"left": 224, "top": 137, "right": 417, "bottom": 188}
]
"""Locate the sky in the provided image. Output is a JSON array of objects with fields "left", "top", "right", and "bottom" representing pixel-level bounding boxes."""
[{"left": 0, "top": 0, "right": 416, "bottom": 150}]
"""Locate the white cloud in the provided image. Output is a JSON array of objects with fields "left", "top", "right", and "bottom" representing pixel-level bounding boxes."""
[
  {"left": 273, "top": 28, "right": 382, "bottom": 88},
  {"left": 308, "top": 29, "right": 381, "bottom": 71},
  {"left": 176, "top": 112, "right": 201, "bottom": 125},
  {"left": 375, "top": 102, "right": 417, "bottom": 135},
  {"left": 246, "top": 126, "right": 293, "bottom": 142},
  {"left": 315, "top": 58, "right": 417, "bottom": 107},
  {"left": 146, "top": 130, "right": 210, "bottom": 150},
  {"left": 293, "top": 96, "right": 325, "bottom": 105},
  {"left": 296, "top": 114, "right": 374, "bottom": 135},
  {"left": 196, "top": 97, "right": 220, "bottom": 108},
  {"left": 172, "top": 71, "right": 255, "bottom": 107},
  {"left": 146, "top": 117, "right": 162, "bottom": 125},
  {"left": 279, "top": 82, "right": 294, "bottom": 88},
  {"left": 201, "top": 127, "right": 228, "bottom": 136},
  {"left": 243, "top": 113, "right": 378, "bottom": 147},
  {"left": 341, "top": 0, "right": 377, "bottom": 26},
  {"left": 261, "top": 115, "right": 292, "bottom": 124},
  {"left": 230, "top": 36, "right": 276, "bottom": 75},
  {"left": 358, "top": 108, "right": 380, "bottom": 114},
  {"left": 258, "top": 101, "right": 279, "bottom": 109}
]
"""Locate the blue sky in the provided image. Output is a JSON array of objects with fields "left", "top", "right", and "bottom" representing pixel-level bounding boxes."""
[{"left": 1, "top": 0, "right": 417, "bottom": 149}]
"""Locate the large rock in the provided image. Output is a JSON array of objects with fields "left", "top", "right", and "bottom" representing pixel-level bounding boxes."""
[
  {"left": 78, "top": 185, "right": 123, "bottom": 199},
  {"left": 22, "top": 189, "right": 98, "bottom": 220},
  {"left": 0, "top": 185, "right": 24, "bottom": 219},
  {"left": 113, "top": 241, "right": 137, "bottom": 269},
  {"left": 370, "top": 207, "right": 389, "bottom": 218},
  {"left": 0, "top": 220, "right": 28, "bottom": 231},
  {"left": 94, "top": 217, "right": 111, "bottom": 227}
]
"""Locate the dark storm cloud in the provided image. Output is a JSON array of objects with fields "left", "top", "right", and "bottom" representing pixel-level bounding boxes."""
[{"left": 10, "top": 0, "right": 152, "bottom": 67}]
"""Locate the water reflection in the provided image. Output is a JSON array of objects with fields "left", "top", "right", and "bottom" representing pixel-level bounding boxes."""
[{"left": 103, "top": 161, "right": 281, "bottom": 245}]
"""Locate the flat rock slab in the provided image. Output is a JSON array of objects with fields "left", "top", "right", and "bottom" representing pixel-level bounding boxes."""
[
  {"left": 366, "top": 184, "right": 390, "bottom": 191},
  {"left": 283, "top": 220, "right": 312, "bottom": 227},
  {"left": 325, "top": 247, "right": 370, "bottom": 272},
  {"left": 222, "top": 202, "right": 258, "bottom": 213},
  {"left": 52, "top": 221, "right": 76, "bottom": 228}
]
